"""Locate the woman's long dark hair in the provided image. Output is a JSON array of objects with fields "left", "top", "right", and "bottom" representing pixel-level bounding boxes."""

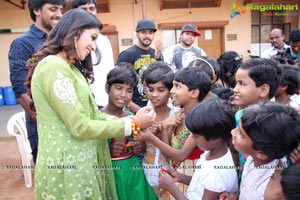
[{"left": 25, "top": 8, "right": 102, "bottom": 111}]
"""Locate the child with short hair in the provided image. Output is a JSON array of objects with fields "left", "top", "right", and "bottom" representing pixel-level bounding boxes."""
[
  {"left": 102, "top": 64, "right": 157, "bottom": 200},
  {"left": 232, "top": 58, "right": 281, "bottom": 109},
  {"left": 142, "top": 61, "right": 174, "bottom": 109},
  {"left": 231, "top": 102, "right": 300, "bottom": 200},
  {"left": 275, "top": 64, "right": 300, "bottom": 112},
  {"left": 281, "top": 162, "right": 300, "bottom": 200},
  {"left": 159, "top": 98, "right": 238, "bottom": 200},
  {"left": 141, "top": 61, "right": 175, "bottom": 199}
]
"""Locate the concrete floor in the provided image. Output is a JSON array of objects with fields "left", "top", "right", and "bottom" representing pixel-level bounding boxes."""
[{"left": 0, "top": 104, "right": 35, "bottom": 199}]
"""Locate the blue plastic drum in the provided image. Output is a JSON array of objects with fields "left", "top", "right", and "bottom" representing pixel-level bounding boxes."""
[
  {"left": 0, "top": 87, "right": 4, "bottom": 106},
  {"left": 4, "top": 86, "right": 17, "bottom": 105}
]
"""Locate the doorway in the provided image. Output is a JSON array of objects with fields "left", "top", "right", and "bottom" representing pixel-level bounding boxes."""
[
  {"left": 101, "top": 25, "right": 119, "bottom": 64},
  {"left": 198, "top": 28, "right": 224, "bottom": 59}
]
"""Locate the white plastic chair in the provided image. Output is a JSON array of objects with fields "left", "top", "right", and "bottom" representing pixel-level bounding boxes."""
[{"left": 7, "top": 111, "right": 33, "bottom": 188}]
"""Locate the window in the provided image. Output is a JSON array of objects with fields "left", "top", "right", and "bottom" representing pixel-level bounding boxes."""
[
  {"left": 251, "top": 10, "right": 291, "bottom": 55},
  {"left": 162, "top": 29, "right": 182, "bottom": 49},
  {"left": 160, "top": 0, "right": 221, "bottom": 10}
]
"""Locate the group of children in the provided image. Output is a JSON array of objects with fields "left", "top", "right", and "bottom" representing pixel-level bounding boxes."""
[{"left": 101, "top": 56, "right": 300, "bottom": 200}]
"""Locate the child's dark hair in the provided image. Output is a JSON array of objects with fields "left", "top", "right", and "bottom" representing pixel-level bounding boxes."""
[
  {"left": 217, "top": 51, "right": 242, "bottom": 88},
  {"left": 241, "top": 102, "right": 300, "bottom": 160},
  {"left": 239, "top": 58, "right": 281, "bottom": 99},
  {"left": 289, "top": 29, "right": 300, "bottom": 43},
  {"left": 72, "top": 0, "right": 97, "bottom": 8},
  {"left": 106, "top": 62, "right": 138, "bottom": 88},
  {"left": 145, "top": 62, "right": 174, "bottom": 90},
  {"left": 281, "top": 162, "right": 300, "bottom": 200},
  {"left": 142, "top": 61, "right": 172, "bottom": 83},
  {"left": 186, "top": 98, "right": 235, "bottom": 143},
  {"left": 278, "top": 64, "right": 300, "bottom": 95},
  {"left": 188, "top": 56, "right": 220, "bottom": 83},
  {"left": 175, "top": 67, "right": 211, "bottom": 102},
  {"left": 212, "top": 87, "right": 234, "bottom": 101}
]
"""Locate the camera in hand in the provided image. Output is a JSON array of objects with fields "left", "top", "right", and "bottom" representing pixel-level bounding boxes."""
[
  {"left": 272, "top": 48, "right": 299, "bottom": 65},
  {"left": 247, "top": 50, "right": 260, "bottom": 59}
]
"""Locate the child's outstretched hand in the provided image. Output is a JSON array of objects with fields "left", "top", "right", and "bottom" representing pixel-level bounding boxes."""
[
  {"left": 148, "top": 122, "right": 160, "bottom": 135},
  {"left": 109, "top": 141, "right": 125, "bottom": 157},
  {"left": 154, "top": 40, "right": 163, "bottom": 59},
  {"left": 159, "top": 168, "right": 176, "bottom": 191},
  {"left": 161, "top": 112, "right": 184, "bottom": 130},
  {"left": 165, "top": 167, "right": 182, "bottom": 182}
]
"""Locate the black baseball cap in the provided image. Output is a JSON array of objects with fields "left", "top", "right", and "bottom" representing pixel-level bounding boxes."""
[
  {"left": 136, "top": 19, "right": 157, "bottom": 32},
  {"left": 181, "top": 24, "right": 200, "bottom": 36}
]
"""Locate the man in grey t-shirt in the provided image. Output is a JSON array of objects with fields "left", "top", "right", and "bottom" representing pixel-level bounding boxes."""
[{"left": 163, "top": 24, "right": 206, "bottom": 72}]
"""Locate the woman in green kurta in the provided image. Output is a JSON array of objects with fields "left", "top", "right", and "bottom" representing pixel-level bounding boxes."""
[{"left": 25, "top": 9, "right": 155, "bottom": 200}]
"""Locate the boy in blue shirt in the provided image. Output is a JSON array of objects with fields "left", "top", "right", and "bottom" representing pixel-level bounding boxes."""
[{"left": 230, "top": 58, "right": 281, "bottom": 171}]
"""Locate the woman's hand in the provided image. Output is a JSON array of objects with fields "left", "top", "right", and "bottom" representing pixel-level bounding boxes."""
[{"left": 134, "top": 106, "right": 156, "bottom": 129}]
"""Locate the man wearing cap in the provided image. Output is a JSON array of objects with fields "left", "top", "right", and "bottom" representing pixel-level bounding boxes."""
[
  {"left": 117, "top": 19, "right": 163, "bottom": 114},
  {"left": 163, "top": 24, "right": 206, "bottom": 71}
]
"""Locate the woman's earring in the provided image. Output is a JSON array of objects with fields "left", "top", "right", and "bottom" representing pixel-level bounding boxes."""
[{"left": 74, "top": 36, "right": 81, "bottom": 59}]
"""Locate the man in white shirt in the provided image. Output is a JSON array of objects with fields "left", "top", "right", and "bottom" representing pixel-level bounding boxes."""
[
  {"left": 72, "top": 0, "right": 114, "bottom": 108},
  {"left": 90, "top": 34, "right": 114, "bottom": 107},
  {"left": 163, "top": 24, "right": 206, "bottom": 72},
  {"left": 261, "top": 28, "right": 289, "bottom": 59}
]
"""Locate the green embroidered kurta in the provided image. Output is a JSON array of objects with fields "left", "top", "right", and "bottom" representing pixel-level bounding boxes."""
[{"left": 32, "top": 55, "right": 125, "bottom": 200}]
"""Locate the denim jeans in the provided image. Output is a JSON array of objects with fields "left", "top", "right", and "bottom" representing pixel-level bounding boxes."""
[{"left": 25, "top": 112, "right": 38, "bottom": 164}]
